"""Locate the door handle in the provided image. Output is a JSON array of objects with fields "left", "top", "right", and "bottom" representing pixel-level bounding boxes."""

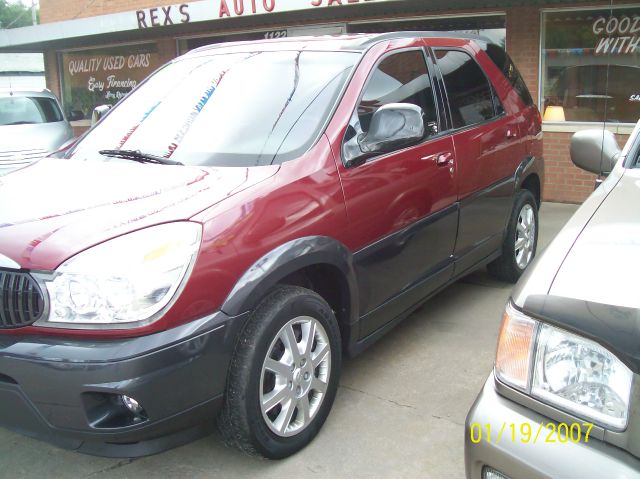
[
  {"left": 420, "top": 151, "right": 454, "bottom": 168},
  {"left": 506, "top": 129, "right": 518, "bottom": 139},
  {"left": 436, "top": 151, "right": 453, "bottom": 166},
  {"left": 436, "top": 152, "right": 454, "bottom": 167}
]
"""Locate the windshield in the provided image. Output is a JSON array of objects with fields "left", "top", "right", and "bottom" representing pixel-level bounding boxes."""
[
  {"left": 0, "top": 96, "right": 64, "bottom": 125},
  {"left": 70, "top": 50, "right": 358, "bottom": 167}
]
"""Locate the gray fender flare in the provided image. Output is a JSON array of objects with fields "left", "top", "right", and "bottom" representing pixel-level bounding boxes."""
[{"left": 220, "top": 236, "right": 359, "bottom": 324}]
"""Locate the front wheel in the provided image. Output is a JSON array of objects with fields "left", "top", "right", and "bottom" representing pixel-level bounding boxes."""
[
  {"left": 488, "top": 189, "right": 538, "bottom": 283},
  {"left": 218, "top": 285, "right": 341, "bottom": 458}
]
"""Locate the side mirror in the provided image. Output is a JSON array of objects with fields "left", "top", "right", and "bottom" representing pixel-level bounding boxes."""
[
  {"left": 361, "top": 103, "right": 425, "bottom": 155},
  {"left": 91, "top": 104, "right": 112, "bottom": 126},
  {"left": 68, "top": 110, "right": 84, "bottom": 122},
  {"left": 343, "top": 103, "right": 425, "bottom": 167},
  {"left": 570, "top": 129, "right": 620, "bottom": 176}
]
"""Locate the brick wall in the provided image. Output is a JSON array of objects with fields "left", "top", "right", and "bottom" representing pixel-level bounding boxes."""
[
  {"left": 43, "top": 50, "right": 60, "bottom": 98},
  {"left": 40, "top": 0, "right": 171, "bottom": 23},
  {"left": 506, "top": 6, "right": 539, "bottom": 107},
  {"left": 543, "top": 133, "right": 596, "bottom": 203},
  {"left": 544, "top": 132, "right": 630, "bottom": 203}
]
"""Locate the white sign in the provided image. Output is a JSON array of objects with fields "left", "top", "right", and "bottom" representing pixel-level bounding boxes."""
[
  {"left": 138, "top": 0, "right": 377, "bottom": 28},
  {"left": 0, "top": 0, "right": 399, "bottom": 49}
]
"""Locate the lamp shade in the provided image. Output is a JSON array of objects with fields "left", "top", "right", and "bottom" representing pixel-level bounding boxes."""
[{"left": 543, "top": 105, "right": 566, "bottom": 121}]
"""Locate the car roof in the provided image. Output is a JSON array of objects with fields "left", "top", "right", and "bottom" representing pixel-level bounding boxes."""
[
  {"left": 0, "top": 88, "right": 58, "bottom": 99},
  {"left": 184, "top": 31, "right": 494, "bottom": 58}
]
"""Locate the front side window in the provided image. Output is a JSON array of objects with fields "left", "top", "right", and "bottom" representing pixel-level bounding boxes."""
[
  {"left": 70, "top": 51, "right": 358, "bottom": 167},
  {"left": 357, "top": 50, "right": 438, "bottom": 133},
  {"left": 435, "top": 50, "right": 497, "bottom": 129},
  {"left": 542, "top": 7, "right": 640, "bottom": 123},
  {"left": 0, "top": 96, "right": 63, "bottom": 125}
]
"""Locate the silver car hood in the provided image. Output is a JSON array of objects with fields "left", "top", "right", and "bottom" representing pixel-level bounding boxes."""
[
  {"left": 0, "top": 122, "right": 73, "bottom": 153},
  {"left": 511, "top": 161, "right": 629, "bottom": 308},
  {"left": 549, "top": 168, "right": 640, "bottom": 308}
]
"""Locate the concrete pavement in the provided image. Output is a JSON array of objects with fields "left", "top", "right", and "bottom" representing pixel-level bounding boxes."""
[{"left": 0, "top": 202, "right": 579, "bottom": 479}]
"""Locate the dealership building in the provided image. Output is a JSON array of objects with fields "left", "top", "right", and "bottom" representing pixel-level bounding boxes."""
[{"left": 0, "top": 0, "right": 638, "bottom": 203}]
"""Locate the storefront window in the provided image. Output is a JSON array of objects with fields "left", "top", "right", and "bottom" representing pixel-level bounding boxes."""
[
  {"left": 59, "top": 44, "right": 161, "bottom": 122},
  {"left": 542, "top": 7, "right": 640, "bottom": 123}
]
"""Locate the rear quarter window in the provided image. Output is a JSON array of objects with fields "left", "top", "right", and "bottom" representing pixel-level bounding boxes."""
[
  {"left": 435, "top": 49, "right": 498, "bottom": 129},
  {"left": 484, "top": 44, "right": 534, "bottom": 107}
]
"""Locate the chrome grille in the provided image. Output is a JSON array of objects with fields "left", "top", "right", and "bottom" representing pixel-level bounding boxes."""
[
  {"left": 0, "top": 149, "right": 49, "bottom": 166},
  {"left": 0, "top": 270, "right": 45, "bottom": 328}
]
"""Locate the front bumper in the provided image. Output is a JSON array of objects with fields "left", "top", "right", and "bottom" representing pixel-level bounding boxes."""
[
  {"left": 465, "top": 376, "right": 640, "bottom": 479},
  {"left": 0, "top": 310, "right": 247, "bottom": 457}
]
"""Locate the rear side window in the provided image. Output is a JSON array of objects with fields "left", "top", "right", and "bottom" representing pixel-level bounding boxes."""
[
  {"left": 435, "top": 50, "right": 497, "bottom": 129},
  {"left": 358, "top": 50, "right": 438, "bottom": 133},
  {"left": 484, "top": 44, "right": 534, "bottom": 106},
  {"left": 0, "top": 96, "right": 63, "bottom": 125}
]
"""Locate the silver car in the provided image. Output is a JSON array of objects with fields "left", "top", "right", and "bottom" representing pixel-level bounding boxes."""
[
  {"left": 0, "top": 89, "right": 74, "bottom": 175},
  {"left": 465, "top": 121, "right": 640, "bottom": 478}
]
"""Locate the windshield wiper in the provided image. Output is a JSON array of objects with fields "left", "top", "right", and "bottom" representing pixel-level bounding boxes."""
[{"left": 99, "top": 149, "right": 183, "bottom": 166}]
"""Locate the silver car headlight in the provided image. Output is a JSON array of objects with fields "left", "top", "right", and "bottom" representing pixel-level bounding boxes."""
[
  {"left": 35, "top": 222, "right": 201, "bottom": 329},
  {"left": 495, "top": 302, "right": 633, "bottom": 430}
]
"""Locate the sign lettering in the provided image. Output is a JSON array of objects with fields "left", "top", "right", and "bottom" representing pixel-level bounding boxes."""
[
  {"left": 592, "top": 14, "right": 640, "bottom": 54},
  {"left": 135, "top": 0, "right": 376, "bottom": 26},
  {"left": 137, "top": 3, "right": 190, "bottom": 29}
]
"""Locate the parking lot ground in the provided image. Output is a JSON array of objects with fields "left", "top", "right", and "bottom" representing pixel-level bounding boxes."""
[{"left": 1, "top": 202, "right": 579, "bottom": 479}]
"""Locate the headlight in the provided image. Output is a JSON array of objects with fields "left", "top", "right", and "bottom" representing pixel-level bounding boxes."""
[
  {"left": 495, "top": 302, "right": 633, "bottom": 430},
  {"left": 36, "top": 222, "right": 201, "bottom": 329}
]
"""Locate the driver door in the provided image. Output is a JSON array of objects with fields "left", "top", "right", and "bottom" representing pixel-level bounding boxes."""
[{"left": 335, "top": 48, "right": 458, "bottom": 337}]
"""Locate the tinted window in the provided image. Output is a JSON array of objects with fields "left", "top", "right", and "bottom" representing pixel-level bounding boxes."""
[
  {"left": 70, "top": 51, "right": 358, "bottom": 167},
  {"left": 358, "top": 50, "right": 437, "bottom": 132},
  {"left": 0, "top": 96, "right": 63, "bottom": 125},
  {"left": 485, "top": 44, "right": 534, "bottom": 106},
  {"left": 435, "top": 50, "right": 496, "bottom": 129}
]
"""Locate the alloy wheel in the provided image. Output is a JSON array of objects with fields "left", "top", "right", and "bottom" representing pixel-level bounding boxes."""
[
  {"left": 514, "top": 203, "right": 536, "bottom": 270},
  {"left": 259, "top": 316, "right": 331, "bottom": 437}
]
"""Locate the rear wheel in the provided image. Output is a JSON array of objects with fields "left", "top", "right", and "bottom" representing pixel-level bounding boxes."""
[
  {"left": 219, "top": 285, "right": 341, "bottom": 458},
  {"left": 488, "top": 189, "right": 538, "bottom": 283}
]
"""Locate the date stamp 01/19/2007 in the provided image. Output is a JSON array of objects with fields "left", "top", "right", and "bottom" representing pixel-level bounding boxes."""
[{"left": 469, "top": 422, "right": 595, "bottom": 445}]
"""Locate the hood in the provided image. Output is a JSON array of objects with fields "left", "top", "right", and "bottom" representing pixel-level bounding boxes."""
[
  {"left": 549, "top": 168, "right": 640, "bottom": 309},
  {"left": 0, "top": 122, "right": 72, "bottom": 154},
  {"left": 0, "top": 158, "right": 278, "bottom": 270}
]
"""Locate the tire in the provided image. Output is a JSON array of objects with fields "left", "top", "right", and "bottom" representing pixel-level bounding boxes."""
[
  {"left": 218, "top": 285, "right": 342, "bottom": 459},
  {"left": 487, "top": 189, "right": 538, "bottom": 283}
]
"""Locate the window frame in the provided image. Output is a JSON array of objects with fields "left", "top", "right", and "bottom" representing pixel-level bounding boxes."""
[
  {"left": 539, "top": 4, "right": 640, "bottom": 128},
  {"left": 341, "top": 46, "right": 446, "bottom": 166},
  {"left": 430, "top": 46, "right": 506, "bottom": 134}
]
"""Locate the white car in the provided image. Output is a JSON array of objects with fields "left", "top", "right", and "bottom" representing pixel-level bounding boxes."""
[{"left": 0, "top": 89, "right": 74, "bottom": 175}]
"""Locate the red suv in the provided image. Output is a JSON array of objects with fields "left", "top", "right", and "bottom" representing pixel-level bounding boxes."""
[{"left": 0, "top": 33, "right": 542, "bottom": 459}]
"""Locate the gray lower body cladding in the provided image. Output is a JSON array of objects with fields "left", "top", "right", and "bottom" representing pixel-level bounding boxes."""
[{"left": 0, "top": 310, "right": 247, "bottom": 457}]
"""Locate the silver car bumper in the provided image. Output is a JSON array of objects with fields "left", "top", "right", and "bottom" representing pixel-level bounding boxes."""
[{"left": 465, "top": 376, "right": 640, "bottom": 479}]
